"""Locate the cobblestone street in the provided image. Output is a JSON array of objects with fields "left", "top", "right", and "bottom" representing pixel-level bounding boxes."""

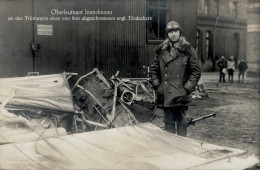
[{"left": 152, "top": 71, "right": 260, "bottom": 158}]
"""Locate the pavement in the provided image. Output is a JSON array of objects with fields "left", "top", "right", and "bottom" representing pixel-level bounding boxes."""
[
  {"left": 198, "top": 71, "right": 260, "bottom": 99},
  {"left": 200, "top": 71, "right": 260, "bottom": 84}
]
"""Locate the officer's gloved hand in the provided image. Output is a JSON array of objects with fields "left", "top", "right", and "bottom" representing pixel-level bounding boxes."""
[
  {"left": 155, "top": 84, "right": 164, "bottom": 105},
  {"left": 151, "top": 79, "right": 160, "bottom": 90}
]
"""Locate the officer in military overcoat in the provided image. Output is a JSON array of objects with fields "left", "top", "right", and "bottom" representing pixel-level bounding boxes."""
[{"left": 150, "top": 21, "right": 201, "bottom": 136}]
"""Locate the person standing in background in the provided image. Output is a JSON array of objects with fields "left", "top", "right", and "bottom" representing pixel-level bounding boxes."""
[
  {"left": 217, "top": 56, "right": 227, "bottom": 83},
  {"left": 227, "top": 56, "right": 235, "bottom": 83},
  {"left": 238, "top": 58, "right": 248, "bottom": 83}
]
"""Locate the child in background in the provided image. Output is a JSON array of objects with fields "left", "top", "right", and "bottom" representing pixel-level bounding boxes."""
[{"left": 227, "top": 56, "right": 235, "bottom": 83}]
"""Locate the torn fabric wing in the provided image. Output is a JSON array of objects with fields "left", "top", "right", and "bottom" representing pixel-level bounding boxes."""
[{"left": 0, "top": 73, "right": 74, "bottom": 113}]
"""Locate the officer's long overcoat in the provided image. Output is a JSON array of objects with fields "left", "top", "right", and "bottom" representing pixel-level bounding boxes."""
[{"left": 150, "top": 37, "right": 201, "bottom": 107}]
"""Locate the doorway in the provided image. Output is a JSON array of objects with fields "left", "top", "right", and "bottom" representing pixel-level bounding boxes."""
[{"left": 234, "top": 33, "right": 240, "bottom": 67}]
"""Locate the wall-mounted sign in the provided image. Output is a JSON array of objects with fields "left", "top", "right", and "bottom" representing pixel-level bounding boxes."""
[{"left": 37, "top": 24, "right": 53, "bottom": 35}]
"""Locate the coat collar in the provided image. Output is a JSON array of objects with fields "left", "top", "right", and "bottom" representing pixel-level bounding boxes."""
[
  {"left": 160, "top": 37, "right": 190, "bottom": 52},
  {"left": 161, "top": 48, "right": 179, "bottom": 64},
  {"left": 158, "top": 37, "right": 190, "bottom": 64},
  {"left": 173, "top": 37, "right": 190, "bottom": 52}
]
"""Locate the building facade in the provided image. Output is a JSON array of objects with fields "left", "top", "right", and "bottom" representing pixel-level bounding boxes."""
[
  {"left": 197, "top": 0, "right": 248, "bottom": 71},
  {"left": 0, "top": 0, "right": 197, "bottom": 78},
  {"left": 247, "top": 0, "right": 260, "bottom": 76}
]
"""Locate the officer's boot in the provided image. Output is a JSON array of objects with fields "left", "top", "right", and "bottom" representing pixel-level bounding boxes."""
[
  {"left": 177, "top": 124, "right": 187, "bottom": 137},
  {"left": 165, "top": 123, "right": 176, "bottom": 134}
]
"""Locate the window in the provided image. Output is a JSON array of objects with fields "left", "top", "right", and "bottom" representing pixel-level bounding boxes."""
[
  {"left": 214, "top": 0, "right": 219, "bottom": 16},
  {"left": 147, "top": 0, "right": 168, "bottom": 42},
  {"left": 233, "top": 33, "right": 240, "bottom": 66},
  {"left": 206, "top": 31, "right": 209, "bottom": 59},
  {"left": 205, "top": 0, "right": 210, "bottom": 14},
  {"left": 196, "top": 30, "right": 200, "bottom": 52},
  {"left": 231, "top": 1, "right": 238, "bottom": 18},
  {"left": 205, "top": 31, "right": 213, "bottom": 60},
  {"left": 196, "top": 30, "right": 202, "bottom": 61}
]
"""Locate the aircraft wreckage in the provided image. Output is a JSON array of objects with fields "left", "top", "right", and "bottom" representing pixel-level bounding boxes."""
[{"left": 0, "top": 68, "right": 258, "bottom": 169}]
